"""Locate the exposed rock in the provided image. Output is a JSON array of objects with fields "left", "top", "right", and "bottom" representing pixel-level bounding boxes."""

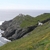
[
  {"left": 2, "top": 25, "right": 20, "bottom": 38},
  {"left": 0, "top": 20, "right": 12, "bottom": 31},
  {"left": 41, "top": 18, "right": 50, "bottom": 23},
  {"left": 8, "top": 28, "right": 22, "bottom": 41},
  {"left": 1, "top": 24, "right": 37, "bottom": 41},
  {"left": 8, "top": 25, "right": 37, "bottom": 41},
  {"left": 0, "top": 14, "right": 50, "bottom": 41}
]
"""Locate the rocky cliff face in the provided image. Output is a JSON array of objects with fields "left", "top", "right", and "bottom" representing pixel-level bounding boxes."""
[
  {"left": 1, "top": 23, "right": 37, "bottom": 41},
  {"left": 0, "top": 20, "right": 12, "bottom": 31},
  {"left": 0, "top": 14, "right": 50, "bottom": 41},
  {"left": 0, "top": 14, "right": 35, "bottom": 41}
]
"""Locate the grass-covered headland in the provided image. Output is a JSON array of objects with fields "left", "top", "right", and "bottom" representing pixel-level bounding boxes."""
[{"left": 0, "top": 13, "right": 50, "bottom": 50}]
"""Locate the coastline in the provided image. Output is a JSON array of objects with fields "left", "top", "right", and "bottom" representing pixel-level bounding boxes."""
[{"left": 0, "top": 21, "right": 11, "bottom": 46}]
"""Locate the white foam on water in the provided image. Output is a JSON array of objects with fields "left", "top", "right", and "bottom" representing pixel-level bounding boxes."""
[
  {"left": 0, "top": 41, "right": 4, "bottom": 44},
  {"left": 3, "top": 37, "right": 11, "bottom": 42},
  {"left": 0, "top": 33, "right": 2, "bottom": 37},
  {"left": 0, "top": 29, "right": 4, "bottom": 37},
  {"left": 0, "top": 21, "right": 4, "bottom": 25},
  {"left": 0, "top": 21, "right": 4, "bottom": 37},
  {"left": 0, "top": 21, "right": 11, "bottom": 46}
]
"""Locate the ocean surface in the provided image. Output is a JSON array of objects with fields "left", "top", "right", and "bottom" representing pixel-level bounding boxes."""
[
  {"left": 0, "top": 21, "right": 11, "bottom": 46},
  {"left": 0, "top": 10, "right": 50, "bottom": 21}
]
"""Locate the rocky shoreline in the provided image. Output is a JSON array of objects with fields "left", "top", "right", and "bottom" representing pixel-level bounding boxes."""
[{"left": 0, "top": 14, "right": 50, "bottom": 41}]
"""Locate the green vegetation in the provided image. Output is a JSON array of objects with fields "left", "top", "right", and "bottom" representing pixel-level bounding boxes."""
[
  {"left": 11, "top": 13, "right": 50, "bottom": 28},
  {"left": 20, "top": 13, "right": 50, "bottom": 28},
  {"left": 0, "top": 13, "right": 50, "bottom": 50}
]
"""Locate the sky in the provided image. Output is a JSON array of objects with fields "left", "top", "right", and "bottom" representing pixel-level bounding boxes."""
[{"left": 0, "top": 0, "right": 50, "bottom": 10}]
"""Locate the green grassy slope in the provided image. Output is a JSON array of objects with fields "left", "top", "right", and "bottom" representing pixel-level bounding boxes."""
[
  {"left": 0, "top": 13, "right": 50, "bottom": 50},
  {"left": 11, "top": 13, "right": 50, "bottom": 28},
  {"left": 20, "top": 13, "right": 50, "bottom": 28}
]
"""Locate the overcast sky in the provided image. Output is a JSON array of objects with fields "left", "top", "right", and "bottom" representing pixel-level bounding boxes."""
[{"left": 0, "top": 0, "right": 50, "bottom": 10}]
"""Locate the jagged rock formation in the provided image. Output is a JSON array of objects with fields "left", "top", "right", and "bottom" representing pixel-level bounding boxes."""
[
  {"left": 2, "top": 25, "right": 37, "bottom": 41},
  {"left": 0, "top": 13, "right": 50, "bottom": 41},
  {"left": 0, "top": 20, "right": 12, "bottom": 31}
]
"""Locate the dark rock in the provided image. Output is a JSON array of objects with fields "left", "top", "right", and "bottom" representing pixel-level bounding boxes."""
[
  {"left": 2, "top": 25, "right": 17, "bottom": 38},
  {"left": 8, "top": 25, "right": 37, "bottom": 41},
  {"left": 8, "top": 28, "right": 22, "bottom": 40},
  {"left": 0, "top": 20, "right": 12, "bottom": 31},
  {"left": 41, "top": 18, "right": 50, "bottom": 23},
  {"left": 0, "top": 14, "right": 50, "bottom": 41}
]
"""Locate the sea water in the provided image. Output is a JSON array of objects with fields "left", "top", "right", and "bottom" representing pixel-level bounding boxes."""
[
  {"left": 0, "top": 10, "right": 50, "bottom": 21},
  {"left": 0, "top": 21, "right": 11, "bottom": 46}
]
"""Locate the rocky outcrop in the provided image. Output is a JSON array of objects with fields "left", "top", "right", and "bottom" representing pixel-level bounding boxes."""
[
  {"left": 0, "top": 20, "right": 12, "bottom": 31},
  {"left": 8, "top": 25, "right": 37, "bottom": 41},
  {"left": 2, "top": 25, "right": 37, "bottom": 41},
  {"left": 41, "top": 18, "right": 50, "bottom": 23},
  {"left": 0, "top": 14, "right": 50, "bottom": 41}
]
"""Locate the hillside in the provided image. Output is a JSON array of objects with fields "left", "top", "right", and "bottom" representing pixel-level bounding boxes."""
[
  {"left": 20, "top": 13, "right": 50, "bottom": 27},
  {"left": 0, "top": 13, "right": 50, "bottom": 50}
]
